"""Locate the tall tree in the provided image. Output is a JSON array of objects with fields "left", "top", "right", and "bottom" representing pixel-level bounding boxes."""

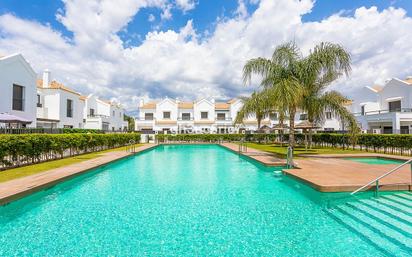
[
  {"left": 242, "top": 41, "right": 359, "bottom": 147},
  {"left": 299, "top": 42, "right": 357, "bottom": 147},
  {"left": 243, "top": 42, "right": 304, "bottom": 147},
  {"left": 235, "top": 91, "right": 271, "bottom": 129}
]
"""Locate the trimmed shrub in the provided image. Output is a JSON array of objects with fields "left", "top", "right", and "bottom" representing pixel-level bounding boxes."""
[{"left": 0, "top": 133, "right": 140, "bottom": 168}]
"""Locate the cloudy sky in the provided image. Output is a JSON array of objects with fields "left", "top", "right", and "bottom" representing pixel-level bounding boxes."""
[{"left": 1, "top": 0, "right": 412, "bottom": 113}]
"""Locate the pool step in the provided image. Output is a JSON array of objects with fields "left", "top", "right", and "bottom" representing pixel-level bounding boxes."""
[{"left": 326, "top": 192, "right": 412, "bottom": 257}]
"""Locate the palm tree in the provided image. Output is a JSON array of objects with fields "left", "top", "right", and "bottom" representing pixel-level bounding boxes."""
[
  {"left": 243, "top": 41, "right": 358, "bottom": 147},
  {"left": 243, "top": 42, "right": 304, "bottom": 147},
  {"left": 299, "top": 42, "right": 357, "bottom": 147},
  {"left": 235, "top": 91, "right": 271, "bottom": 130}
]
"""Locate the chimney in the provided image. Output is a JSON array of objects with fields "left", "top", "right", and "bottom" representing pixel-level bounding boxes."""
[
  {"left": 211, "top": 98, "right": 215, "bottom": 103},
  {"left": 139, "top": 99, "right": 144, "bottom": 107},
  {"left": 42, "top": 69, "right": 51, "bottom": 88}
]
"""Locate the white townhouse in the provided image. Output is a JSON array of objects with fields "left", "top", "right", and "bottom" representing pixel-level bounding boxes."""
[
  {"left": 351, "top": 77, "right": 412, "bottom": 134},
  {"left": 36, "top": 70, "right": 85, "bottom": 129},
  {"left": 83, "top": 94, "right": 127, "bottom": 131},
  {"left": 0, "top": 54, "right": 37, "bottom": 127},
  {"left": 135, "top": 97, "right": 345, "bottom": 134}
]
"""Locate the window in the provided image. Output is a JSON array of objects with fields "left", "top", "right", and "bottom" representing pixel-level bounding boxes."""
[
  {"left": 325, "top": 112, "right": 332, "bottom": 120},
  {"left": 145, "top": 113, "right": 154, "bottom": 120},
  {"left": 388, "top": 100, "right": 401, "bottom": 112},
  {"left": 63, "top": 125, "right": 73, "bottom": 128},
  {"left": 324, "top": 128, "right": 335, "bottom": 131},
  {"left": 37, "top": 94, "right": 42, "bottom": 108},
  {"left": 89, "top": 108, "right": 95, "bottom": 116},
  {"left": 299, "top": 114, "right": 308, "bottom": 120},
  {"left": 182, "top": 113, "right": 191, "bottom": 120},
  {"left": 400, "top": 126, "right": 409, "bottom": 134},
  {"left": 361, "top": 105, "right": 365, "bottom": 116},
  {"left": 201, "top": 112, "right": 208, "bottom": 119},
  {"left": 269, "top": 112, "right": 278, "bottom": 120},
  {"left": 66, "top": 99, "right": 73, "bottom": 118},
  {"left": 102, "top": 122, "right": 109, "bottom": 131},
  {"left": 12, "top": 84, "right": 24, "bottom": 111},
  {"left": 163, "top": 111, "right": 171, "bottom": 119},
  {"left": 217, "top": 113, "right": 226, "bottom": 120}
]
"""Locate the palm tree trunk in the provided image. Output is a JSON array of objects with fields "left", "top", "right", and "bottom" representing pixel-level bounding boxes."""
[
  {"left": 289, "top": 108, "right": 296, "bottom": 147},
  {"left": 308, "top": 118, "right": 313, "bottom": 149}
]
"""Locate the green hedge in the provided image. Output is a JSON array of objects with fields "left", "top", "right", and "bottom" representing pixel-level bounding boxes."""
[
  {"left": 62, "top": 128, "right": 104, "bottom": 134},
  {"left": 157, "top": 133, "right": 412, "bottom": 154},
  {"left": 0, "top": 133, "right": 140, "bottom": 168}
]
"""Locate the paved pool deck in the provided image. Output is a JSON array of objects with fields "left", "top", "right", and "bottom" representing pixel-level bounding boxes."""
[
  {"left": 285, "top": 157, "right": 411, "bottom": 192},
  {"left": 219, "top": 143, "right": 287, "bottom": 166},
  {"left": 221, "top": 143, "right": 411, "bottom": 193},
  {"left": 0, "top": 144, "right": 157, "bottom": 205}
]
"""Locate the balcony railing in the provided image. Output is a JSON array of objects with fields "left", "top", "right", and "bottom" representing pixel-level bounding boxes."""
[
  {"left": 178, "top": 117, "right": 194, "bottom": 121},
  {"left": 216, "top": 117, "right": 232, "bottom": 121},
  {"left": 136, "top": 117, "right": 155, "bottom": 121},
  {"left": 354, "top": 108, "right": 412, "bottom": 116},
  {"left": 87, "top": 114, "right": 110, "bottom": 119}
]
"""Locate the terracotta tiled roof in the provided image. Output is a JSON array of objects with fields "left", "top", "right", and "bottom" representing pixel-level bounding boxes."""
[
  {"left": 79, "top": 95, "right": 87, "bottom": 101},
  {"left": 371, "top": 85, "right": 383, "bottom": 92},
  {"left": 343, "top": 100, "right": 353, "bottom": 106},
  {"left": 141, "top": 102, "right": 156, "bottom": 109},
  {"left": 404, "top": 78, "right": 412, "bottom": 84},
  {"left": 37, "top": 79, "right": 81, "bottom": 96},
  {"left": 215, "top": 102, "right": 230, "bottom": 110},
  {"left": 178, "top": 102, "right": 194, "bottom": 109}
]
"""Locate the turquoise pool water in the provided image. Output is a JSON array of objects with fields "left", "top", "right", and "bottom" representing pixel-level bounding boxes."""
[
  {"left": 344, "top": 157, "right": 405, "bottom": 165},
  {"left": 0, "top": 145, "right": 387, "bottom": 256}
]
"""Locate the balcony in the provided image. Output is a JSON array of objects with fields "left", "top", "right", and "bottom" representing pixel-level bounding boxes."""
[
  {"left": 177, "top": 117, "right": 194, "bottom": 122},
  {"left": 354, "top": 108, "right": 412, "bottom": 116}
]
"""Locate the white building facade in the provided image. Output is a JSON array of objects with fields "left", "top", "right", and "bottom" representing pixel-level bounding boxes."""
[
  {"left": 351, "top": 77, "right": 412, "bottom": 134},
  {"left": 135, "top": 98, "right": 344, "bottom": 134},
  {"left": 83, "top": 94, "right": 127, "bottom": 131},
  {"left": 0, "top": 54, "right": 37, "bottom": 127},
  {"left": 36, "top": 70, "right": 84, "bottom": 129}
]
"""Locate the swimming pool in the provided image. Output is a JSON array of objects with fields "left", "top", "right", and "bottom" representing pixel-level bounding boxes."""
[
  {"left": 344, "top": 157, "right": 405, "bottom": 165},
  {"left": 0, "top": 145, "right": 409, "bottom": 256}
]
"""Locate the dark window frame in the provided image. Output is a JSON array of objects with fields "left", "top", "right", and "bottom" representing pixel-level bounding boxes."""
[
  {"left": 12, "top": 84, "right": 25, "bottom": 111},
  {"left": 201, "top": 112, "right": 208, "bottom": 119},
  {"left": 163, "top": 111, "right": 171, "bottom": 119},
  {"left": 66, "top": 99, "right": 73, "bottom": 118}
]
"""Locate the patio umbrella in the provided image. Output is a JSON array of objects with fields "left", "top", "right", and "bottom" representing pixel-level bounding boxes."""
[
  {"left": 295, "top": 121, "right": 320, "bottom": 151},
  {"left": 270, "top": 124, "right": 290, "bottom": 146},
  {"left": 0, "top": 113, "right": 32, "bottom": 125}
]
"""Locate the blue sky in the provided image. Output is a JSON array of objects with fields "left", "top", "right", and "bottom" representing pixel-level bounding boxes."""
[
  {"left": 0, "top": 0, "right": 412, "bottom": 111},
  {"left": 2, "top": 0, "right": 411, "bottom": 47}
]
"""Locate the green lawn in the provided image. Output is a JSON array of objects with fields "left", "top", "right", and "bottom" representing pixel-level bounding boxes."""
[
  {"left": 244, "top": 143, "right": 364, "bottom": 158},
  {"left": 0, "top": 144, "right": 142, "bottom": 183}
]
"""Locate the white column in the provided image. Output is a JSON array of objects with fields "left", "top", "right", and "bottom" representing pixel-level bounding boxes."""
[{"left": 392, "top": 114, "right": 401, "bottom": 134}]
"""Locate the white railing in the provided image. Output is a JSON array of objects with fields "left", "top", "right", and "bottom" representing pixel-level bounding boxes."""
[{"left": 351, "top": 158, "right": 412, "bottom": 196}]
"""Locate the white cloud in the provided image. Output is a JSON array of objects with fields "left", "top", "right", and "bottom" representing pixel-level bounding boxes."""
[
  {"left": 148, "top": 14, "right": 156, "bottom": 22},
  {"left": 160, "top": 4, "right": 173, "bottom": 20},
  {"left": 1, "top": 0, "right": 412, "bottom": 112},
  {"left": 175, "top": 0, "right": 196, "bottom": 12}
]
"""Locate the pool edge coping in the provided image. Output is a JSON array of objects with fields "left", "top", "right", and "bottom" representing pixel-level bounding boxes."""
[{"left": 0, "top": 144, "right": 159, "bottom": 206}]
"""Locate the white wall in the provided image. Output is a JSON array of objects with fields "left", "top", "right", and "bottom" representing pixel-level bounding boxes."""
[
  {"left": 156, "top": 99, "right": 178, "bottom": 120},
  {"left": 0, "top": 54, "right": 37, "bottom": 127},
  {"left": 379, "top": 79, "right": 412, "bottom": 110},
  {"left": 194, "top": 99, "right": 215, "bottom": 121},
  {"left": 58, "top": 90, "right": 84, "bottom": 128}
]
